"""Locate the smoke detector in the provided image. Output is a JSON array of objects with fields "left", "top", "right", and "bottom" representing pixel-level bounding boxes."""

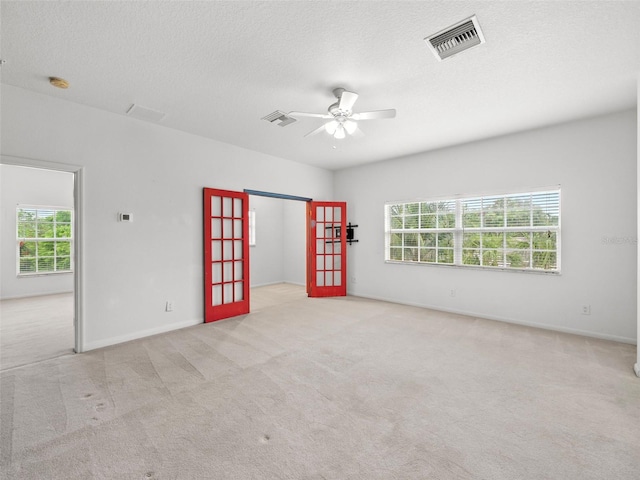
[{"left": 425, "top": 15, "right": 485, "bottom": 61}]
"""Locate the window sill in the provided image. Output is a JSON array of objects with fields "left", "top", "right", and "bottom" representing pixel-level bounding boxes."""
[
  {"left": 17, "top": 271, "right": 74, "bottom": 278},
  {"left": 384, "top": 260, "right": 560, "bottom": 275}
]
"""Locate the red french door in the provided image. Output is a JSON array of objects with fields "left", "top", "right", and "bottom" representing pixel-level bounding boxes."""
[
  {"left": 204, "top": 188, "right": 250, "bottom": 322},
  {"left": 307, "top": 201, "right": 347, "bottom": 297}
]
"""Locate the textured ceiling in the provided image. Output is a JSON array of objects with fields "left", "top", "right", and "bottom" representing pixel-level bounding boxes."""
[{"left": 2, "top": 1, "right": 640, "bottom": 170}]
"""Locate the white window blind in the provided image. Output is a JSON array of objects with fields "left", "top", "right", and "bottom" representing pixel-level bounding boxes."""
[
  {"left": 385, "top": 189, "right": 560, "bottom": 272},
  {"left": 16, "top": 206, "right": 73, "bottom": 275}
]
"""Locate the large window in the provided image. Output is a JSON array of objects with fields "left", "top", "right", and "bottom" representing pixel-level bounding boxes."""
[
  {"left": 385, "top": 189, "right": 560, "bottom": 272},
  {"left": 17, "top": 207, "right": 73, "bottom": 275}
]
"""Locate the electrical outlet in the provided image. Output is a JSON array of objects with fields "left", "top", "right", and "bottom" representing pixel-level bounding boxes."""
[
  {"left": 165, "top": 301, "right": 174, "bottom": 312},
  {"left": 581, "top": 304, "right": 591, "bottom": 315}
]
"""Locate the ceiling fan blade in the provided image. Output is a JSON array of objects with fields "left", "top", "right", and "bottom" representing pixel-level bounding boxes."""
[
  {"left": 338, "top": 91, "right": 359, "bottom": 112},
  {"left": 351, "top": 126, "right": 365, "bottom": 137},
  {"left": 304, "top": 124, "right": 328, "bottom": 137},
  {"left": 352, "top": 109, "right": 396, "bottom": 120},
  {"left": 289, "top": 111, "right": 333, "bottom": 119}
]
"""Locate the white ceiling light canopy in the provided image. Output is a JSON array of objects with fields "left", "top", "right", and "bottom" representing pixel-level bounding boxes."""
[
  {"left": 49, "top": 76, "right": 69, "bottom": 89},
  {"left": 287, "top": 88, "right": 396, "bottom": 139}
]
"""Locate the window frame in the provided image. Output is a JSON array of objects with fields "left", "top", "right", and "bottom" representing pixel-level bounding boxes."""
[
  {"left": 16, "top": 205, "right": 74, "bottom": 277},
  {"left": 385, "top": 188, "right": 561, "bottom": 274}
]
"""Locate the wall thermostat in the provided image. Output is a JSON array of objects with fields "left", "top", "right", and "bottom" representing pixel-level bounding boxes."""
[{"left": 118, "top": 213, "right": 133, "bottom": 222}]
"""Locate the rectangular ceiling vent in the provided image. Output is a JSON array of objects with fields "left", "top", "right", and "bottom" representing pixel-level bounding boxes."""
[
  {"left": 262, "top": 110, "right": 297, "bottom": 127},
  {"left": 425, "top": 15, "right": 485, "bottom": 61},
  {"left": 126, "top": 104, "right": 166, "bottom": 123}
]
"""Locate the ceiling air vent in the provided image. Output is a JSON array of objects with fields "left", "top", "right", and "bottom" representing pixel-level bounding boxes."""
[
  {"left": 425, "top": 15, "right": 485, "bottom": 61},
  {"left": 126, "top": 104, "right": 166, "bottom": 122},
  {"left": 262, "top": 110, "right": 297, "bottom": 127}
]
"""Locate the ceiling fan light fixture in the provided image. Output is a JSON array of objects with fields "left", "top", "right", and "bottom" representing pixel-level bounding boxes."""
[
  {"left": 325, "top": 120, "right": 339, "bottom": 135},
  {"left": 291, "top": 87, "right": 396, "bottom": 139},
  {"left": 344, "top": 120, "right": 357, "bottom": 135}
]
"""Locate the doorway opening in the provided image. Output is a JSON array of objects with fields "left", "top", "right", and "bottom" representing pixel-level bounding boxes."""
[
  {"left": 246, "top": 190, "right": 310, "bottom": 299},
  {"left": 0, "top": 156, "right": 84, "bottom": 370}
]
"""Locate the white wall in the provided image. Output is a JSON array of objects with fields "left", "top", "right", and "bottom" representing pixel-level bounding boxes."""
[
  {"left": 249, "top": 195, "right": 284, "bottom": 287},
  {"left": 1, "top": 84, "right": 333, "bottom": 350},
  {"left": 0, "top": 165, "right": 74, "bottom": 299},
  {"left": 335, "top": 109, "right": 637, "bottom": 343},
  {"left": 283, "top": 200, "right": 307, "bottom": 285}
]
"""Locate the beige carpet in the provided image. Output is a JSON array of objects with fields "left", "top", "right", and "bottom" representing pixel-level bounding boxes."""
[
  {"left": 0, "top": 293, "right": 75, "bottom": 371},
  {"left": 1, "top": 283, "right": 639, "bottom": 479}
]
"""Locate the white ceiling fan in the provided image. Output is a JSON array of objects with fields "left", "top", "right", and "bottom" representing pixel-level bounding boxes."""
[{"left": 288, "top": 88, "right": 396, "bottom": 139}]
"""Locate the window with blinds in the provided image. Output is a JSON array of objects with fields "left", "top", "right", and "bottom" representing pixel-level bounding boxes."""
[
  {"left": 248, "top": 210, "right": 256, "bottom": 246},
  {"left": 385, "top": 189, "right": 560, "bottom": 272},
  {"left": 17, "top": 207, "right": 73, "bottom": 275}
]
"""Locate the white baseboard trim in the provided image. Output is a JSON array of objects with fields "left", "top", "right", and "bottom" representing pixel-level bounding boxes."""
[
  {"left": 1, "top": 290, "right": 74, "bottom": 301},
  {"left": 349, "top": 291, "right": 637, "bottom": 345},
  {"left": 251, "top": 281, "right": 305, "bottom": 288},
  {"left": 83, "top": 318, "right": 202, "bottom": 352},
  {"left": 250, "top": 281, "right": 286, "bottom": 288},
  {"left": 634, "top": 363, "right": 640, "bottom": 378}
]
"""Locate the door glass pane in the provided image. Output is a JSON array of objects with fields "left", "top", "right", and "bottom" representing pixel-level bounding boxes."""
[
  {"left": 223, "top": 197, "right": 232, "bottom": 217},
  {"left": 211, "top": 197, "right": 221, "bottom": 217},
  {"left": 325, "top": 271, "right": 333, "bottom": 286},
  {"left": 223, "top": 240, "right": 233, "bottom": 260},
  {"left": 234, "top": 219, "right": 242, "bottom": 238},
  {"left": 233, "top": 198, "right": 242, "bottom": 218},
  {"left": 316, "top": 255, "right": 324, "bottom": 270},
  {"left": 223, "top": 283, "right": 233, "bottom": 304},
  {"left": 316, "top": 271, "right": 324, "bottom": 286},
  {"left": 334, "top": 255, "right": 341, "bottom": 270},
  {"left": 234, "top": 240, "right": 243, "bottom": 259},
  {"left": 234, "top": 281, "right": 244, "bottom": 301},
  {"left": 212, "top": 263, "right": 222, "bottom": 283},
  {"left": 325, "top": 256, "right": 332, "bottom": 270},
  {"left": 334, "top": 207, "right": 341, "bottom": 222},
  {"left": 325, "top": 207, "right": 333, "bottom": 221},
  {"left": 223, "top": 261, "right": 233, "bottom": 281},
  {"left": 325, "top": 242, "right": 333, "bottom": 254},
  {"left": 212, "top": 241, "right": 222, "bottom": 261},
  {"left": 334, "top": 271, "right": 342, "bottom": 286},
  {"left": 211, "top": 219, "right": 221, "bottom": 238},
  {"left": 316, "top": 223, "right": 324, "bottom": 238},
  {"left": 316, "top": 206, "right": 324, "bottom": 221},
  {"left": 234, "top": 261, "right": 243, "bottom": 280},
  {"left": 333, "top": 242, "right": 341, "bottom": 254},
  {"left": 213, "top": 285, "right": 222, "bottom": 306},
  {"left": 223, "top": 219, "right": 232, "bottom": 237},
  {"left": 316, "top": 239, "right": 324, "bottom": 254}
]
